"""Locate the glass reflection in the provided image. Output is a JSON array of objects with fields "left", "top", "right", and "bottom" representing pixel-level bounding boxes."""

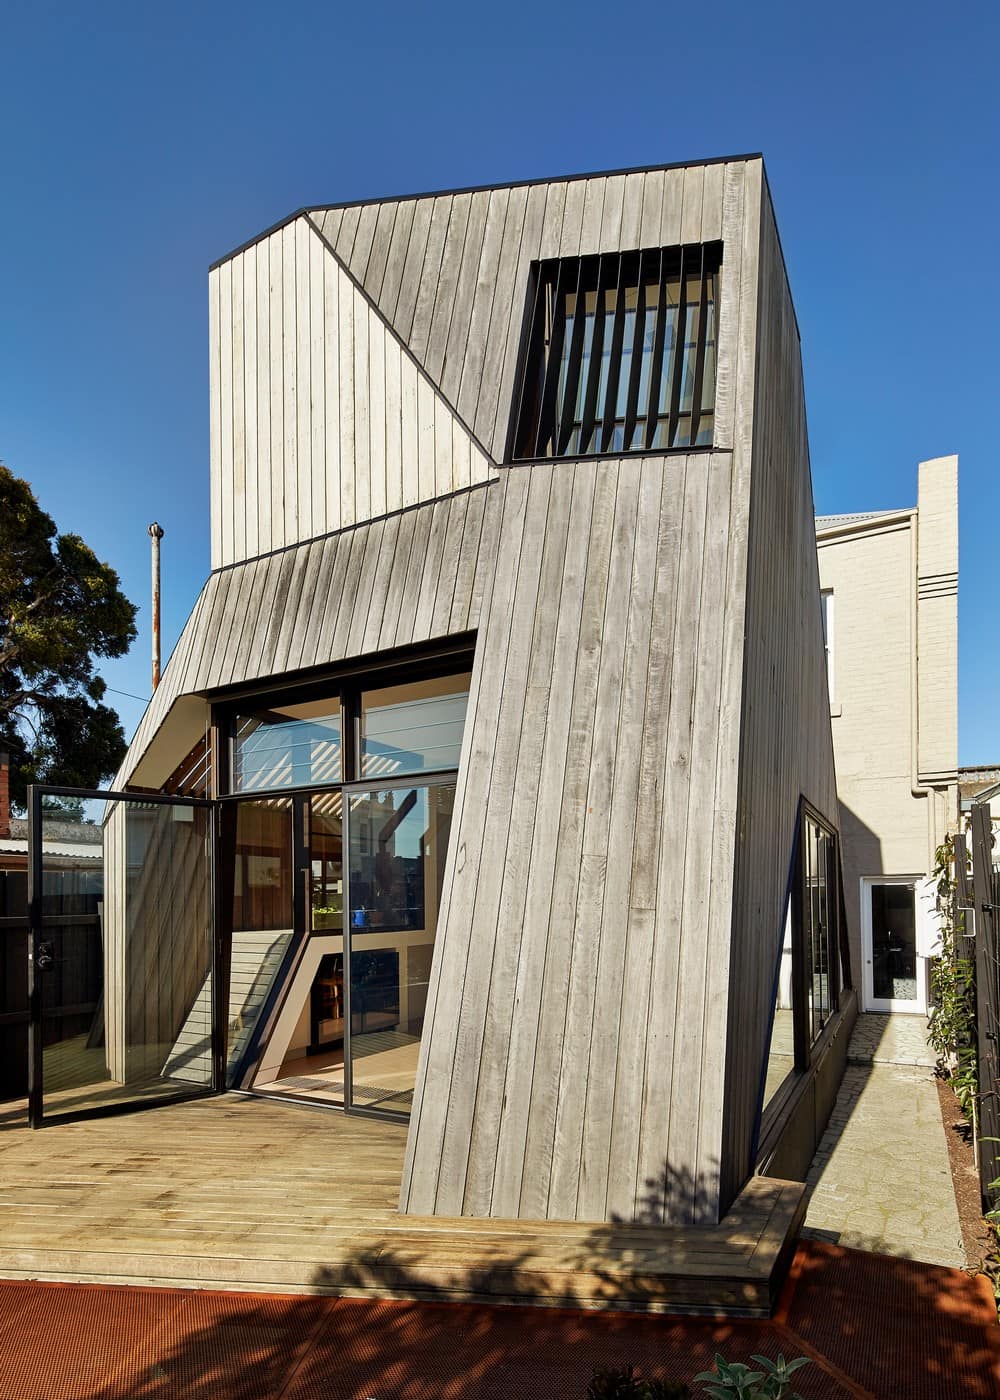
[
  {"left": 226, "top": 799, "right": 294, "bottom": 1081},
  {"left": 40, "top": 801, "right": 213, "bottom": 1119},
  {"left": 347, "top": 783, "right": 454, "bottom": 1113},
  {"left": 361, "top": 675, "right": 470, "bottom": 779},
  {"left": 234, "top": 698, "right": 342, "bottom": 792},
  {"left": 871, "top": 884, "right": 917, "bottom": 1003}
]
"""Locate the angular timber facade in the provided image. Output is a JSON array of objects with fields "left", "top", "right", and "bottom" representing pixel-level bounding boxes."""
[{"left": 67, "top": 155, "right": 850, "bottom": 1229}]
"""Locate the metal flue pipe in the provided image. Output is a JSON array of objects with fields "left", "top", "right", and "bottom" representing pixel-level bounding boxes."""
[{"left": 148, "top": 522, "right": 164, "bottom": 690}]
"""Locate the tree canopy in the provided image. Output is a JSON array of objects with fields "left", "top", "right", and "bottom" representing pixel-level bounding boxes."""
[{"left": 0, "top": 463, "right": 137, "bottom": 812}]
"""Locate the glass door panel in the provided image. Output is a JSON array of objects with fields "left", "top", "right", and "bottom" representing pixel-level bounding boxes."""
[
  {"left": 226, "top": 797, "right": 295, "bottom": 1082},
  {"left": 248, "top": 796, "right": 345, "bottom": 1104},
  {"left": 34, "top": 794, "right": 214, "bottom": 1123},
  {"left": 347, "top": 782, "right": 454, "bottom": 1114},
  {"left": 0, "top": 867, "right": 30, "bottom": 1104},
  {"left": 867, "top": 882, "right": 919, "bottom": 1009}
]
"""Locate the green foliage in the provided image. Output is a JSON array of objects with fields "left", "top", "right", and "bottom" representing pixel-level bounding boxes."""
[
  {"left": 951, "top": 1048, "right": 980, "bottom": 1120},
  {"left": 39, "top": 794, "right": 94, "bottom": 824},
  {"left": 926, "top": 836, "right": 977, "bottom": 1101},
  {"left": 692, "top": 1353, "right": 810, "bottom": 1400},
  {"left": 587, "top": 1364, "right": 691, "bottom": 1399},
  {"left": 0, "top": 463, "right": 137, "bottom": 810}
]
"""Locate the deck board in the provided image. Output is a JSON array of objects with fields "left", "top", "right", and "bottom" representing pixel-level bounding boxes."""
[{"left": 0, "top": 1094, "right": 804, "bottom": 1316}]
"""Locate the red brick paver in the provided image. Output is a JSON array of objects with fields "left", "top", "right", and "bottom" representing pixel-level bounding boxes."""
[{"left": 0, "top": 1242, "right": 996, "bottom": 1399}]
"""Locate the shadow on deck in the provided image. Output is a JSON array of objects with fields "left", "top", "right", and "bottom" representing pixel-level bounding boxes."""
[{"left": 0, "top": 1093, "right": 805, "bottom": 1318}]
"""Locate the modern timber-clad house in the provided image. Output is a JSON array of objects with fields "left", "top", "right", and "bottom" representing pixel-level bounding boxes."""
[{"left": 23, "top": 155, "right": 854, "bottom": 1250}]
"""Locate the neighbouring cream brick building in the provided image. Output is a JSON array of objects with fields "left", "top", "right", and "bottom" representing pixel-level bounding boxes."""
[{"left": 816, "top": 456, "right": 958, "bottom": 1016}]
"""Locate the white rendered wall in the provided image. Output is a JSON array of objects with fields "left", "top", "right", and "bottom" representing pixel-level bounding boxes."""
[{"left": 816, "top": 457, "right": 958, "bottom": 1008}]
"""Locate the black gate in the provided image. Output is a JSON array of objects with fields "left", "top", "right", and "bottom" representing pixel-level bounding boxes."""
[{"left": 970, "top": 800, "right": 1000, "bottom": 1209}]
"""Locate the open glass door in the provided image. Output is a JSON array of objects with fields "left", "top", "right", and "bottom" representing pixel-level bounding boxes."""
[
  {"left": 28, "top": 785, "right": 217, "bottom": 1125},
  {"left": 862, "top": 877, "right": 923, "bottom": 1013}
]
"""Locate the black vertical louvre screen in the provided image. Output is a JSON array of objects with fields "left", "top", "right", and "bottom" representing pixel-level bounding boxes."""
[{"left": 511, "top": 242, "right": 721, "bottom": 461}]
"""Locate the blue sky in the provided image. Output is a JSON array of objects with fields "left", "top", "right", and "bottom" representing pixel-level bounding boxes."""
[{"left": 2, "top": 1, "right": 997, "bottom": 762}]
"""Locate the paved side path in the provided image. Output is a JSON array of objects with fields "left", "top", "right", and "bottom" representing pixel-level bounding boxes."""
[{"left": 803, "top": 1013, "right": 966, "bottom": 1268}]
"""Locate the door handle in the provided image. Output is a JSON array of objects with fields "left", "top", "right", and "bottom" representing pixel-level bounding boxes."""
[{"left": 35, "top": 941, "right": 56, "bottom": 973}]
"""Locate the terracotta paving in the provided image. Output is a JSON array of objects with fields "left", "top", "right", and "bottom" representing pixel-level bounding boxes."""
[{"left": 0, "top": 1241, "right": 996, "bottom": 1399}]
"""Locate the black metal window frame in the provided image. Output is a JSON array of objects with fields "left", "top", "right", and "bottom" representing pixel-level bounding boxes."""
[
  {"left": 25, "top": 783, "right": 219, "bottom": 1128},
  {"left": 215, "top": 646, "right": 475, "bottom": 801},
  {"left": 508, "top": 240, "right": 722, "bottom": 463},
  {"left": 780, "top": 801, "right": 844, "bottom": 1086},
  {"left": 209, "top": 651, "right": 472, "bottom": 1121},
  {"left": 797, "top": 803, "right": 842, "bottom": 1053},
  {"left": 758, "top": 798, "right": 848, "bottom": 1146}
]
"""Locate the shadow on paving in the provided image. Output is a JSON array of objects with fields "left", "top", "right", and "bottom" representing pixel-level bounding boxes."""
[
  {"left": 0, "top": 1243, "right": 996, "bottom": 1400},
  {"left": 782, "top": 1241, "right": 1000, "bottom": 1400},
  {"left": 800, "top": 1010, "right": 892, "bottom": 1206}
]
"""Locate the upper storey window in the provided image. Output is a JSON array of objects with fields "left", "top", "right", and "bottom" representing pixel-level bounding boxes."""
[{"left": 510, "top": 243, "right": 721, "bottom": 461}]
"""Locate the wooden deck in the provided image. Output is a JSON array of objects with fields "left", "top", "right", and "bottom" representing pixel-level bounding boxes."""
[{"left": 0, "top": 1093, "right": 806, "bottom": 1317}]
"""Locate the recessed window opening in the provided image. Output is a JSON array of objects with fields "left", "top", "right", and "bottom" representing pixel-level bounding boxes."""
[
  {"left": 760, "top": 804, "right": 843, "bottom": 1129},
  {"left": 511, "top": 242, "right": 721, "bottom": 461},
  {"left": 804, "top": 816, "right": 835, "bottom": 1040}
]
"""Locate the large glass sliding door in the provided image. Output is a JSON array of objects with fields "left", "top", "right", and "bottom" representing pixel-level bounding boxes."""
[{"left": 239, "top": 782, "right": 454, "bottom": 1116}]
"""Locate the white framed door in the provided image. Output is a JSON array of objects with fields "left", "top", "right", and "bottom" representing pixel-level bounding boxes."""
[{"left": 860, "top": 876, "right": 926, "bottom": 1014}]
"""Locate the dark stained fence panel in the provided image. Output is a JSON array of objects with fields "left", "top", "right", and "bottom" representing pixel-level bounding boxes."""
[{"left": 971, "top": 801, "right": 1000, "bottom": 1210}]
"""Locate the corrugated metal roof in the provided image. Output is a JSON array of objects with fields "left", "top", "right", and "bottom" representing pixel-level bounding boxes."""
[
  {"left": 0, "top": 837, "right": 102, "bottom": 859},
  {"left": 815, "top": 508, "right": 910, "bottom": 530}
]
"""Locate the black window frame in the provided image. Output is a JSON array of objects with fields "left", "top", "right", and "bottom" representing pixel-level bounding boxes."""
[
  {"left": 760, "top": 798, "right": 846, "bottom": 1133},
  {"left": 207, "top": 648, "right": 473, "bottom": 1121},
  {"left": 210, "top": 644, "right": 475, "bottom": 801},
  {"left": 508, "top": 241, "right": 722, "bottom": 464}
]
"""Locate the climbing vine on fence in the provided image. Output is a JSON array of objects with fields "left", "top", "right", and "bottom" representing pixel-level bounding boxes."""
[{"left": 926, "top": 833, "right": 978, "bottom": 1110}]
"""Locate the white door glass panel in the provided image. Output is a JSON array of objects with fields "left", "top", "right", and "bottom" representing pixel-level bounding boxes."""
[{"left": 862, "top": 879, "right": 924, "bottom": 1013}]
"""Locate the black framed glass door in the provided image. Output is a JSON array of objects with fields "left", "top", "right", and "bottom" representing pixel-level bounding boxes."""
[
  {"left": 214, "top": 660, "right": 470, "bottom": 1118},
  {"left": 27, "top": 784, "right": 217, "bottom": 1125},
  {"left": 226, "top": 778, "right": 455, "bottom": 1118},
  {"left": 23, "top": 763, "right": 458, "bottom": 1124},
  {"left": 0, "top": 865, "right": 30, "bottom": 1106}
]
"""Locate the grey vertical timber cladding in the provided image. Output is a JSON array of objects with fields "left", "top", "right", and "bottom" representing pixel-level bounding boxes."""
[
  {"left": 209, "top": 216, "right": 496, "bottom": 567},
  {"left": 160, "top": 159, "right": 833, "bottom": 1234},
  {"left": 313, "top": 159, "right": 751, "bottom": 465},
  {"left": 103, "top": 802, "right": 126, "bottom": 1082},
  {"left": 209, "top": 159, "right": 752, "bottom": 567},
  {"left": 114, "top": 484, "right": 499, "bottom": 789},
  {"left": 719, "top": 179, "right": 839, "bottom": 1213},
  {"left": 400, "top": 451, "right": 752, "bottom": 1226}
]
